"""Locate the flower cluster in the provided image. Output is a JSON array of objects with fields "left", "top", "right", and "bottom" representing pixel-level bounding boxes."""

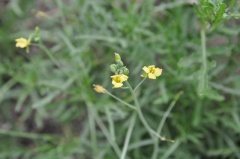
[
  {"left": 109, "top": 53, "right": 129, "bottom": 88},
  {"left": 93, "top": 53, "right": 163, "bottom": 93}
]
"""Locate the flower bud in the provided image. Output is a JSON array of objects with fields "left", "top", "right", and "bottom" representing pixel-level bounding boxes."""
[
  {"left": 119, "top": 70, "right": 123, "bottom": 74},
  {"left": 35, "top": 26, "right": 40, "bottom": 34},
  {"left": 34, "top": 37, "right": 40, "bottom": 42},
  {"left": 123, "top": 68, "right": 129, "bottom": 75},
  {"left": 116, "top": 60, "right": 123, "bottom": 67},
  {"left": 115, "top": 53, "right": 121, "bottom": 61},
  {"left": 33, "top": 26, "right": 40, "bottom": 42},
  {"left": 110, "top": 64, "right": 117, "bottom": 73},
  {"left": 93, "top": 84, "right": 107, "bottom": 93}
]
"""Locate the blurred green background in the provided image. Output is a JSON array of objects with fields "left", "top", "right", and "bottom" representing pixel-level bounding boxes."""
[{"left": 0, "top": 0, "right": 240, "bottom": 158}]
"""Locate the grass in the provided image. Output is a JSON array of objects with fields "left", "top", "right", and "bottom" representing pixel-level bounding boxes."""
[{"left": 0, "top": 0, "right": 240, "bottom": 158}]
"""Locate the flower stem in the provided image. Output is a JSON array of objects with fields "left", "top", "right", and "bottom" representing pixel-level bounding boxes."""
[
  {"left": 121, "top": 113, "right": 136, "bottom": 159},
  {"left": 126, "top": 81, "right": 165, "bottom": 140},
  {"left": 106, "top": 107, "right": 116, "bottom": 141},
  {"left": 151, "top": 91, "right": 183, "bottom": 159},
  {"left": 36, "top": 43, "right": 62, "bottom": 68},
  {"left": 94, "top": 110, "right": 122, "bottom": 158},
  {"left": 86, "top": 105, "right": 97, "bottom": 156},
  {"left": 134, "top": 77, "right": 146, "bottom": 92},
  {"left": 198, "top": 29, "right": 208, "bottom": 95},
  {"left": 106, "top": 92, "right": 137, "bottom": 110},
  {"left": 201, "top": 29, "right": 207, "bottom": 77}
]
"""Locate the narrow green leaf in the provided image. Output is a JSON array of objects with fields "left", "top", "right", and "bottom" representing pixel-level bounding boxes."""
[
  {"left": 228, "top": 0, "right": 236, "bottom": 11},
  {"left": 32, "top": 78, "right": 75, "bottom": 108},
  {"left": 213, "top": 3, "right": 226, "bottom": 23},
  {"left": 32, "top": 90, "right": 60, "bottom": 109},
  {"left": 210, "top": 82, "right": 240, "bottom": 96},
  {"left": 204, "top": 87, "right": 225, "bottom": 101}
]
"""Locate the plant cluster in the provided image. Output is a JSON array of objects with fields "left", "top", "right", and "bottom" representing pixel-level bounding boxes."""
[{"left": 0, "top": 0, "right": 240, "bottom": 158}]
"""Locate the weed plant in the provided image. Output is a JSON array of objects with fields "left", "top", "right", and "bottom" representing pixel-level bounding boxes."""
[{"left": 0, "top": 0, "right": 240, "bottom": 158}]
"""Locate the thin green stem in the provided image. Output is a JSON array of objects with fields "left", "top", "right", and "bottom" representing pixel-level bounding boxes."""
[
  {"left": 162, "top": 140, "right": 181, "bottom": 159},
  {"left": 121, "top": 113, "right": 136, "bottom": 159},
  {"left": 157, "top": 91, "right": 183, "bottom": 135},
  {"left": 128, "top": 139, "right": 154, "bottom": 150},
  {"left": 86, "top": 105, "right": 97, "bottom": 156},
  {"left": 120, "top": 87, "right": 129, "bottom": 89},
  {"left": 106, "top": 107, "right": 116, "bottom": 141},
  {"left": 94, "top": 111, "right": 122, "bottom": 158},
  {"left": 0, "top": 129, "right": 54, "bottom": 141},
  {"left": 151, "top": 91, "right": 183, "bottom": 159},
  {"left": 126, "top": 82, "right": 150, "bottom": 130},
  {"left": 37, "top": 43, "right": 62, "bottom": 68},
  {"left": 106, "top": 92, "right": 137, "bottom": 110},
  {"left": 134, "top": 78, "right": 146, "bottom": 92},
  {"left": 198, "top": 29, "right": 208, "bottom": 95},
  {"left": 152, "top": 141, "right": 159, "bottom": 159},
  {"left": 126, "top": 81, "right": 165, "bottom": 140},
  {"left": 201, "top": 29, "right": 207, "bottom": 75}
]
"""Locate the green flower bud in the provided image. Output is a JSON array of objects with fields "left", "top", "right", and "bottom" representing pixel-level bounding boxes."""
[
  {"left": 118, "top": 69, "right": 123, "bottom": 74},
  {"left": 110, "top": 64, "right": 117, "bottom": 73},
  {"left": 34, "top": 37, "right": 40, "bottom": 42},
  {"left": 116, "top": 60, "right": 123, "bottom": 67},
  {"left": 35, "top": 26, "right": 40, "bottom": 34},
  {"left": 123, "top": 68, "right": 129, "bottom": 75},
  {"left": 115, "top": 53, "right": 121, "bottom": 61}
]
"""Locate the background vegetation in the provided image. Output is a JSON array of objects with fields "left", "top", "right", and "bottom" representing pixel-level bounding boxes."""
[{"left": 0, "top": 0, "right": 240, "bottom": 158}]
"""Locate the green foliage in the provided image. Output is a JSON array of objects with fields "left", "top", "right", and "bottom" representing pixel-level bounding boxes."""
[
  {"left": 195, "top": 0, "right": 239, "bottom": 31},
  {"left": 1, "top": 0, "right": 240, "bottom": 158}
]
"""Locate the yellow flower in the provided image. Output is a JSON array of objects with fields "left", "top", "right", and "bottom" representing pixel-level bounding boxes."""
[
  {"left": 111, "top": 74, "right": 128, "bottom": 88},
  {"left": 141, "top": 65, "right": 162, "bottom": 79},
  {"left": 15, "top": 38, "right": 30, "bottom": 48},
  {"left": 93, "top": 84, "right": 107, "bottom": 93}
]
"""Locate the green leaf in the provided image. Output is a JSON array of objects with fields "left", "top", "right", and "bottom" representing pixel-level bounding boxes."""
[
  {"left": 213, "top": 3, "right": 226, "bottom": 23},
  {"left": 32, "top": 78, "right": 75, "bottom": 108},
  {"left": 32, "top": 90, "right": 60, "bottom": 109},
  {"left": 203, "top": 87, "right": 225, "bottom": 101},
  {"left": 178, "top": 55, "right": 200, "bottom": 68},
  {"left": 228, "top": 0, "right": 236, "bottom": 11}
]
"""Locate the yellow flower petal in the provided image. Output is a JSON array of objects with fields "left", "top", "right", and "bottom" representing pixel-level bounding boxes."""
[
  {"left": 112, "top": 80, "right": 117, "bottom": 85},
  {"left": 111, "top": 74, "right": 128, "bottom": 88},
  {"left": 142, "top": 65, "right": 162, "bottom": 79},
  {"left": 120, "top": 74, "right": 128, "bottom": 81},
  {"left": 113, "top": 82, "right": 123, "bottom": 88},
  {"left": 148, "top": 65, "right": 155, "bottom": 69},
  {"left": 154, "top": 68, "right": 162, "bottom": 77},
  {"left": 142, "top": 66, "right": 149, "bottom": 73},
  {"left": 15, "top": 38, "right": 30, "bottom": 48},
  {"left": 148, "top": 73, "right": 156, "bottom": 79},
  {"left": 110, "top": 75, "right": 116, "bottom": 78}
]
